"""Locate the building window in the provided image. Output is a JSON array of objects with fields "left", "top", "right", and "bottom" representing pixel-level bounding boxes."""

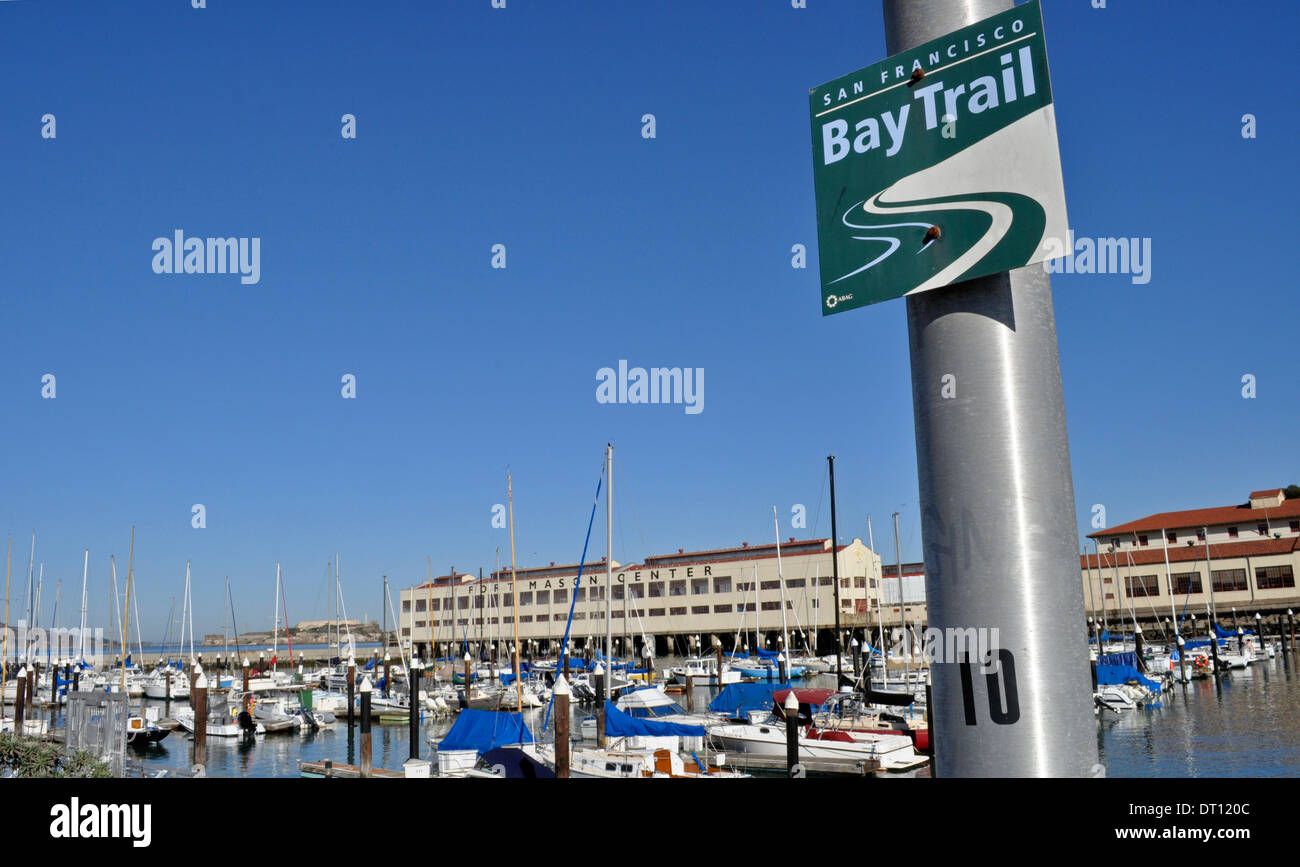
[
  {"left": 518, "top": 592, "right": 532, "bottom": 606},
  {"left": 629, "top": 584, "right": 644, "bottom": 599},
  {"left": 458, "top": 597, "right": 470, "bottom": 610},
  {"left": 402, "top": 600, "right": 411, "bottom": 613},
  {"left": 737, "top": 581, "right": 754, "bottom": 593},
  {"left": 414, "top": 599, "right": 426, "bottom": 612},
  {"left": 1124, "top": 575, "right": 1160, "bottom": 598},
  {"left": 1104, "top": 593, "right": 1114, "bottom": 600},
  {"left": 714, "top": 604, "right": 733, "bottom": 614},
  {"left": 692, "top": 605, "right": 710, "bottom": 615},
  {"left": 811, "top": 599, "right": 820, "bottom": 609},
  {"left": 1172, "top": 572, "right": 1202, "bottom": 595},
  {"left": 787, "top": 578, "right": 806, "bottom": 589},
  {"left": 1196, "top": 529, "right": 1206, "bottom": 541},
  {"left": 853, "top": 577, "right": 866, "bottom": 588},
  {"left": 713, "top": 577, "right": 732, "bottom": 594},
  {"left": 1137, "top": 535, "right": 1148, "bottom": 547},
  {"left": 761, "top": 580, "right": 781, "bottom": 591},
  {"left": 1256, "top": 565, "right": 1296, "bottom": 590},
  {"left": 431, "top": 599, "right": 441, "bottom": 611},
  {"left": 400, "top": 627, "right": 410, "bottom": 636},
  {"left": 649, "top": 582, "right": 664, "bottom": 598},
  {"left": 669, "top": 606, "right": 687, "bottom": 616},
  {"left": 1211, "top": 569, "right": 1248, "bottom": 593},
  {"left": 739, "top": 602, "right": 755, "bottom": 613},
  {"left": 820, "top": 576, "right": 834, "bottom": 586},
  {"left": 503, "top": 616, "right": 514, "bottom": 625},
  {"left": 761, "top": 601, "right": 782, "bottom": 611},
  {"left": 648, "top": 608, "right": 665, "bottom": 617},
  {"left": 1166, "top": 531, "right": 1177, "bottom": 543},
  {"left": 572, "top": 612, "right": 585, "bottom": 620},
  {"left": 669, "top": 580, "right": 687, "bottom": 597},
  {"left": 574, "top": 588, "right": 586, "bottom": 602},
  {"left": 691, "top": 579, "right": 709, "bottom": 595},
  {"left": 1257, "top": 523, "right": 1268, "bottom": 536},
  {"left": 612, "top": 585, "right": 624, "bottom": 601},
  {"left": 502, "top": 594, "right": 512, "bottom": 608},
  {"left": 1290, "top": 521, "right": 1299, "bottom": 533},
  {"left": 414, "top": 620, "right": 426, "bottom": 629},
  {"left": 1227, "top": 527, "right": 1239, "bottom": 539},
  {"left": 840, "top": 578, "right": 849, "bottom": 589},
  {"left": 536, "top": 590, "right": 551, "bottom": 605}
]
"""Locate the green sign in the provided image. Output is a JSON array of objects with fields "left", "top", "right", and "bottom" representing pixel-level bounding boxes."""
[{"left": 809, "top": 0, "right": 1067, "bottom": 315}]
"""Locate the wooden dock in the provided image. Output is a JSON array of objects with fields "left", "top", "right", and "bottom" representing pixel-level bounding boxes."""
[{"left": 299, "top": 760, "right": 405, "bottom": 779}]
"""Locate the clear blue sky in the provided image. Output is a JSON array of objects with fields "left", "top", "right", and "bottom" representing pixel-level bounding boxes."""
[{"left": 1, "top": 0, "right": 1296, "bottom": 641}]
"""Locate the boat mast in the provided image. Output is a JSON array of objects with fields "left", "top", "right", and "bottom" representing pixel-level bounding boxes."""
[
  {"left": 868, "top": 516, "right": 883, "bottom": 666},
  {"left": 509, "top": 471, "right": 522, "bottom": 712},
  {"left": 382, "top": 575, "right": 388, "bottom": 654},
  {"left": 273, "top": 563, "right": 281, "bottom": 664},
  {"left": 426, "top": 556, "right": 433, "bottom": 663},
  {"left": 1162, "top": 528, "right": 1177, "bottom": 638},
  {"left": 605, "top": 445, "right": 613, "bottom": 667},
  {"left": 186, "top": 561, "right": 195, "bottom": 663},
  {"left": 23, "top": 533, "right": 34, "bottom": 660},
  {"left": 3, "top": 537, "right": 12, "bottom": 685},
  {"left": 773, "top": 507, "right": 789, "bottom": 661},
  {"left": 1204, "top": 527, "right": 1216, "bottom": 631},
  {"left": 110, "top": 556, "right": 121, "bottom": 671},
  {"left": 78, "top": 549, "right": 89, "bottom": 665},
  {"left": 893, "top": 512, "right": 906, "bottom": 691},
  {"left": 828, "top": 454, "right": 842, "bottom": 685},
  {"left": 121, "top": 525, "right": 135, "bottom": 694},
  {"left": 224, "top": 577, "right": 230, "bottom": 661}
]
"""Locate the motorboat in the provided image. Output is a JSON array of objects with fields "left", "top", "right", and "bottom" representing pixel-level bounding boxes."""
[
  {"left": 127, "top": 707, "right": 170, "bottom": 747},
  {"left": 669, "top": 656, "right": 741, "bottom": 687},
  {"left": 176, "top": 700, "right": 266, "bottom": 737}
]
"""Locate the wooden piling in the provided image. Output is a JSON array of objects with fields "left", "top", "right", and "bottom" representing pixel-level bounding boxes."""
[
  {"left": 408, "top": 660, "right": 421, "bottom": 760},
  {"left": 715, "top": 641, "right": 724, "bottom": 688},
  {"left": 783, "top": 691, "right": 799, "bottom": 777},
  {"left": 594, "top": 664, "right": 606, "bottom": 748},
  {"left": 14, "top": 666, "right": 26, "bottom": 734},
  {"left": 242, "top": 657, "right": 250, "bottom": 693},
  {"left": 359, "top": 678, "right": 372, "bottom": 779},
  {"left": 1208, "top": 631, "right": 1222, "bottom": 678},
  {"left": 554, "top": 676, "right": 571, "bottom": 779},
  {"left": 685, "top": 674, "right": 695, "bottom": 713},
  {"left": 347, "top": 659, "right": 356, "bottom": 727},
  {"left": 193, "top": 670, "right": 208, "bottom": 762},
  {"left": 26, "top": 665, "right": 35, "bottom": 707},
  {"left": 383, "top": 654, "right": 391, "bottom": 699}
]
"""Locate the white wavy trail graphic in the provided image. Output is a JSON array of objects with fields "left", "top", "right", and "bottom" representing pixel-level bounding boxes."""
[{"left": 830, "top": 201, "right": 933, "bottom": 284}]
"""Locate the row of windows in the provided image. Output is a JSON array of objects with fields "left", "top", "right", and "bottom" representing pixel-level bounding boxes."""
[
  {"left": 403, "top": 575, "right": 852, "bottom": 611},
  {"left": 1123, "top": 565, "right": 1295, "bottom": 597},
  {"left": 402, "top": 600, "right": 813, "bottom": 629},
  {"left": 1111, "top": 521, "right": 1300, "bottom": 549}
]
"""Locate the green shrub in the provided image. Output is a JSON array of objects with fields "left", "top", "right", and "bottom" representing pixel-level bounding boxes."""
[{"left": 0, "top": 735, "right": 112, "bottom": 778}]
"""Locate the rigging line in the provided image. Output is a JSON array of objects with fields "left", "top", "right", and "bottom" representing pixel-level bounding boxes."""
[{"left": 541, "top": 459, "right": 605, "bottom": 734}]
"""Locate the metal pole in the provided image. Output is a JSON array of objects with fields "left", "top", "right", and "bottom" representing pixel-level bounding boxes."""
[
  {"left": 594, "top": 663, "right": 606, "bottom": 748},
  {"left": 883, "top": 0, "right": 1098, "bottom": 777},
  {"left": 409, "top": 659, "right": 421, "bottom": 760},
  {"left": 828, "top": 455, "right": 843, "bottom": 687},
  {"left": 893, "top": 512, "right": 907, "bottom": 692},
  {"left": 359, "top": 677, "right": 372, "bottom": 779}
]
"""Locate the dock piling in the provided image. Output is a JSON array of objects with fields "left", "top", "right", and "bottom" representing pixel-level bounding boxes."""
[
  {"left": 783, "top": 690, "right": 799, "bottom": 777},
  {"left": 347, "top": 658, "right": 356, "bottom": 727},
  {"left": 14, "top": 666, "right": 26, "bottom": 734},
  {"left": 554, "top": 675, "right": 571, "bottom": 778},
  {"left": 359, "top": 677, "right": 372, "bottom": 779}
]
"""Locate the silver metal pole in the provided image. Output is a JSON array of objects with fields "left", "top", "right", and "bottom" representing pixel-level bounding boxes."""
[{"left": 884, "top": 0, "right": 1098, "bottom": 778}]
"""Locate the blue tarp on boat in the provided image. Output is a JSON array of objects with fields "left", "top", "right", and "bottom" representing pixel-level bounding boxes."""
[
  {"left": 708, "top": 682, "right": 786, "bottom": 719},
  {"left": 437, "top": 709, "right": 534, "bottom": 752},
  {"left": 1098, "top": 651, "right": 1140, "bottom": 668},
  {"left": 756, "top": 648, "right": 780, "bottom": 660},
  {"left": 604, "top": 700, "right": 705, "bottom": 738},
  {"left": 1096, "top": 664, "right": 1161, "bottom": 695}
]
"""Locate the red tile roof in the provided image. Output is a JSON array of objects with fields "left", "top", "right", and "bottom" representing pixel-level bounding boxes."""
[
  {"left": 1087, "top": 498, "right": 1300, "bottom": 538},
  {"left": 1080, "top": 535, "right": 1299, "bottom": 569}
]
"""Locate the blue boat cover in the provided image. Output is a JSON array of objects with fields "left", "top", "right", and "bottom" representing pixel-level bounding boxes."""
[
  {"left": 604, "top": 700, "right": 705, "bottom": 738},
  {"left": 708, "top": 683, "right": 784, "bottom": 718},
  {"left": 756, "top": 648, "right": 780, "bottom": 660},
  {"left": 437, "top": 709, "right": 534, "bottom": 752},
  {"left": 1096, "top": 664, "right": 1161, "bottom": 694},
  {"left": 1098, "top": 651, "right": 1140, "bottom": 668}
]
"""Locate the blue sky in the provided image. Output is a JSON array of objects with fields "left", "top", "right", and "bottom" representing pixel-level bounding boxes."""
[{"left": 1, "top": 0, "right": 1296, "bottom": 640}]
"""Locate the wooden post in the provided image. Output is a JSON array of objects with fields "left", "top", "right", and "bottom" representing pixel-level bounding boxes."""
[
  {"left": 14, "top": 666, "right": 26, "bottom": 735},
  {"left": 408, "top": 660, "right": 421, "bottom": 760},
  {"left": 594, "top": 664, "right": 606, "bottom": 748},
  {"left": 189, "top": 661, "right": 198, "bottom": 706},
  {"left": 1288, "top": 610, "right": 1295, "bottom": 656},
  {"left": 193, "top": 669, "right": 208, "bottom": 763},
  {"left": 783, "top": 690, "right": 799, "bottom": 777},
  {"left": 778, "top": 653, "right": 788, "bottom": 684},
  {"left": 1134, "top": 628, "right": 1145, "bottom": 673},
  {"left": 165, "top": 667, "right": 172, "bottom": 702},
  {"left": 851, "top": 637, "right": 861, "bottom": 683},
  {"left": 359, "top": 677, "right": 372, "bottom": 779},
  {"left": 715, "top": 641, "right": 724, "bottom": 688},
  {"left": 347, "top": 658, "right": 356, "bottom": 727},
  {"left": 925, "top": 682, "right": 936, "bottom": 776},
  {"left": 685, "top": 674, "right": 695, "bottom": 713},
  {"left": 383, "top": 653, "right": 391, "bottom": 699},
  {"left": 242, "top": 657, "right": 250, "bottom": 693},
  {"left": 72, "top": 668, "right": 80, "bottom": 693},
  {"left": 1208, "top": 630, "right": 1222, "bottom": 678},
  {"left": 1176, "top": 635, "right": 1187, "bottom": 684},
  {"left": 553, "top": 675, "right": 571, "bottom": 778},
  {"left": 26, "top": 664, "right": 35, "bottom": 708},
  {"left": 463, "top": 653, "right": 473, "bottom": 705}
]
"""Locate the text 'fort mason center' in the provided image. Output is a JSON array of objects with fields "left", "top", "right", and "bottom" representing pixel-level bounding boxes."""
[{"left": 398, "top": 538, "right": 885, "bottom": 654}]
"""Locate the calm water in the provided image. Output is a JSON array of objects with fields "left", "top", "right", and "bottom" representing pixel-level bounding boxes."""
[{"left": 38, "top": 654, "right": 1300, "bottom": 777}]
